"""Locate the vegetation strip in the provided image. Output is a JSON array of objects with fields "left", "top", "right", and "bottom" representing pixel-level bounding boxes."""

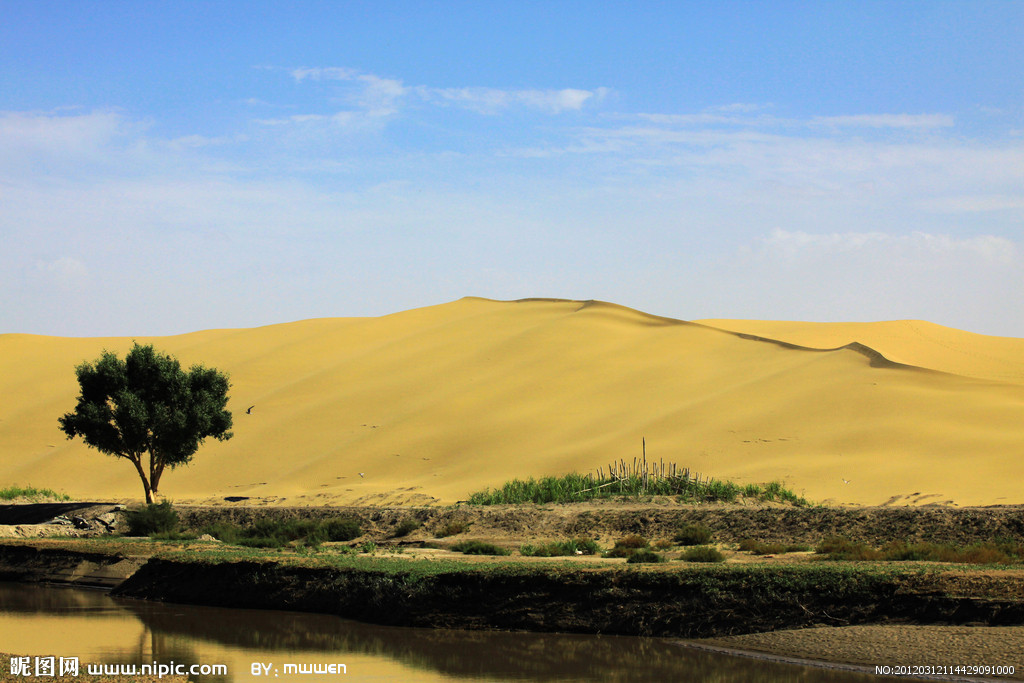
[
  {"left": 3, "top": 542, "right": 1024, "bottom": 639},
  {"left": 466, "top": 466, "right": 810, "bottom": 506}
]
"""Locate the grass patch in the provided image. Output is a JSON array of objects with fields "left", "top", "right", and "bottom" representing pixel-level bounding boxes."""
[
  {"left": 200, "top": 516, "right": 362, "bottom": 548},
  {"left": 0, "top": 485, "right": 70, "bottom": 502},
  {"left": 680, "top": 546, "right": 727, "bottom": 563},
  {"left": 392, "top": 518, "right": 422, "bottom": 538},
  {"left": 450, "top": 540, "right": 510, "bottom": 556},
  {"left": 604, "top": 535, "right": 649, "bottom": 558},
  {"left": 815, "top": 537, "right": 1024, "bottom": 565},
  {"left": 674, "top": 524, "right": 714, "bottom": 546},
  {"left": 738, "top": 539, "right": 811, "bottom": 555},
  {"left": 434, "top": 521, "right": 471, "bottom": 537},
  {"left": 626, "top": 549, "right": 666, "bottom": 563},
  {"left": 520, "top": 538, "right": 600, "bottom": 557},
  {"left": 466, "top": 467, "right": 810, "bottom": 506},
  {"left": 125, "top": 501, "right": 181, "bottom": 536}
]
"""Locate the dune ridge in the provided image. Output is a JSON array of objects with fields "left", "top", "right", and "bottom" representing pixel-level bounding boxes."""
[{"left": 2, "top": 297, "right": 1023, "bottom": 507}]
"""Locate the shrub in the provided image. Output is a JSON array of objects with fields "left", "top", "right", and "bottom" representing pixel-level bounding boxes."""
[
  {"left": 392, "top": 518, "right": 421, "bottom": 538},
  {"left": 737, "top": 539, "right": 809, "bottom": 555},
  {"left": 626, "top": 550, "right": 666, "bottom": 563},
  {"left": 125, "top": 501, "right": 180, "bottom": 536},
  {"left": 520, "top": 538, "right": 600, "bottom": 557},
  {"left": 816, "top": 536, "right": 882, "bottom": 561},
  {"left": 681, "top": 546, "right": 726, "bottom": 563},
  {"left": 674, "top": 524, "right": 713, "bottom": 546},
  {"left": 200, "top": 520, "right": 243, "bottom": 544},
  {"left": 605, "top": 535, "right": 649, "bottom": 558},
  {"left": 322, "top": 517, "right": 362, "bottom": 542},
  {"left": 435, "top": 521, "right": 471, "bottom": 537},
  {"left": 198, "top": 516, "right": 360, "bottom": 547},
  {"left": 451, "top": 540, "right": 510, "bottom": 556}
]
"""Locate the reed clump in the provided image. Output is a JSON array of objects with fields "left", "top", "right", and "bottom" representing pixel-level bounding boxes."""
[{"left": 467, "top": 457, "right": 809, "bottom": 506}]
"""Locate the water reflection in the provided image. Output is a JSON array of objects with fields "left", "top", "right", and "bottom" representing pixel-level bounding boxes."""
[{"left": 0, "top": 582, "right": 879, "bottom": 682}]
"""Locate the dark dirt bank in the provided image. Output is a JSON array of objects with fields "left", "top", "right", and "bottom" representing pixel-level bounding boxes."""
[
  {"left": 175, "top": 501, "right": 1024, "bottom": 547},
  {"left": 4, "top": 501, "right": 1024, "bottom": 547}
]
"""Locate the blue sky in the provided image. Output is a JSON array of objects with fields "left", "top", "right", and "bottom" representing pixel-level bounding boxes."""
[{"left": 2, "top": 1, "right": 1023, "bottom": 336}]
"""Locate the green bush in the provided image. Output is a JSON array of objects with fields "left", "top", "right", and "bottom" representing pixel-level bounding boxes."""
[
  {"left": 466, "top": 471, "right": 810, "bottom": 506},
  {"left": 626, "top": 549, "right": 666, "bottom": 563},
  {"left": 435, "top": 521, "right": 471, "bottom": 537},
  {"left": 0, "top": 485, "right": 70, "bottom": 502},
  {"left": 674, "top": 524, "right": 713, "bottom": 546},
  {"left": 816, "top": 536, "right": 882, "bottom": 561},
  {"left": 451, "top": 540, "right": 510, "bottom": 556},
  {"left": 125, "top": 501, "right": 180, "bottom": 536},
  {"left": 681, "top": 546, "right": 726, "bottom": 563},
  {"left": 392, "top": 518, "right": 421, "bottom": 538},
  {"left": 605, "top": 535, "right": 650, "bottom": 558},
  {"left": 737, "top": 539, "right": 810, "bottom": 555},
  {"left": 198, "top": 516, "right": 361, "bottom": 547},
  {"left": 520, "top": 538, "right": 600, "bottom": 557},
  {"left": 322, "top": 517, "right": 362, "bottom": 542}
]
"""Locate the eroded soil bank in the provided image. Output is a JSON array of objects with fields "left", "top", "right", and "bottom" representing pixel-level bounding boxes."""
[{"left": 175, "top": 501, "right": 1024, "bottom": 547}]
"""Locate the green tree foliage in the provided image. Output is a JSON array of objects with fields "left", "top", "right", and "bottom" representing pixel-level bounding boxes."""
[{"left": 58, "top": 343, "right": 232, "bottom": 503}]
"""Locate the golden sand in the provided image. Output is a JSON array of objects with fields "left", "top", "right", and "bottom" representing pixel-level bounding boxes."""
[{"left": 2, "top": 297, "right": 1023, "bottom": 507}]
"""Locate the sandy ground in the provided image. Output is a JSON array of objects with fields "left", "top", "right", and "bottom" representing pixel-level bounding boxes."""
[
  {"left": 3, "top": 297, "right": 1024, "bottom": 508},
  {"left": 693, "top": 625, "right": 1024, "bottom": 679}
]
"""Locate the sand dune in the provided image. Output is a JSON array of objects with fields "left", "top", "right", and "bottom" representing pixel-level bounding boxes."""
[
  {"left": 698, "top": 318, "right": 1024, "bottom": 384},
  {"left": 2, "top": 297, "right": 1022, "bottom": 507}
]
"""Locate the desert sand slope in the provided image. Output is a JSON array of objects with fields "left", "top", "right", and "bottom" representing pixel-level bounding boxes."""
[
  {"left": 698, "top": 319, "right": 1024, "bottom": 385},
  {"left": 2, "top": 297, "right": 1023, "bottom": 507}
]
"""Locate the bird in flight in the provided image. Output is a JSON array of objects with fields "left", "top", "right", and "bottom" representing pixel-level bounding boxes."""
[
  {"left": 358, "top": 473, "right": 365, "bottom": 478},
  {"left": 246, "top": 405, "right": 255, "bottom": 415}
]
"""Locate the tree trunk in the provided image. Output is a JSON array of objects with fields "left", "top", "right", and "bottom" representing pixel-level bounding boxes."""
[
  {"left": 150, "top": 453, "right": 165, "bottom": 500},
  {"left": 128, "top": 453, "right": 155, "bottom": 504}
]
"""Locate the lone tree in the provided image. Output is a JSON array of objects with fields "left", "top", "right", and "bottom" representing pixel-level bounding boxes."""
[{"left": 58, "top": 343, "right": 233, "bottom": 503}]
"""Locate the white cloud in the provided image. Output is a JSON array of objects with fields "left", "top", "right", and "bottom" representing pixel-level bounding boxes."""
[
  {"left": 811, "top": 113, "right": 955, "bottom": 129},
  {"left": 0, "top": 109, "right": 134, "bottom": 157},
  {"left": 282, "top": 66, "right": 608, "bottom": 117},
  {"left": 290, "top": 66, "right": 360, "bottom": 82},
  {"left": 755, "top": 229, "right": 1019, "bottom": 265},
  {"left": 417, "top": 85, "right": 609, "bottom": 114}
]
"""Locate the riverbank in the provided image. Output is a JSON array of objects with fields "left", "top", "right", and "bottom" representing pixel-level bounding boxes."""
[{"left": 2, "top": 540, "right": 1023, "bottom": 639}]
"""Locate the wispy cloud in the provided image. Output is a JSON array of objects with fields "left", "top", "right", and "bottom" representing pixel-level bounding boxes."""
[
  {"left": 811, "top": 113, "right": 955, "bottom": 129},
  {"left": 279, "top": 66, "right": 609, "bottom": 119},
  {"left": 755, "top": 229, "right": 1018, "bottom": 264},
  {"left": 417, "top": 86, "right": 610, "bottom": 114}
]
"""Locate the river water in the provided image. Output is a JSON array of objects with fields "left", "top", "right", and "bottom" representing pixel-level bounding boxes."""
[{"left": 0, "top": 582, "right": 881, "bottom": 682}]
